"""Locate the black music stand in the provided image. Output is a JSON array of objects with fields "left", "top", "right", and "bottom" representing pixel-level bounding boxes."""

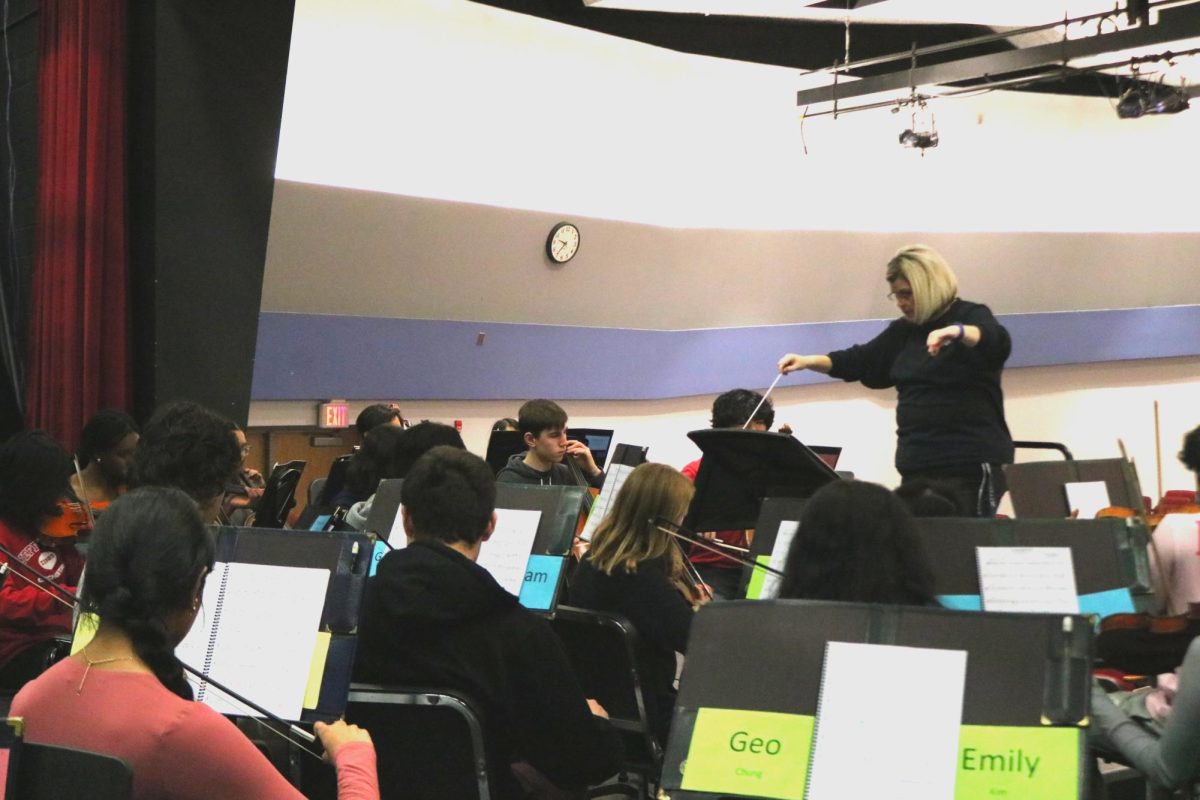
[
  {"left": 364, "top": 478, "right": 405, "bottom": 541},
  {"left": 494, "top": 483, "right": 590, "bottom": 556},
  {"left": 566, "top": 427, "right": 616, "bottom": 471},
  {"left": 662, "top": 601, "right": 1093, "bottom": 800},
  {"left": 210, "top": 525, "right": 374, "bottom": 720},
  {"left": 485, "top": 430, "right": 525, "bottom": 475},
  {"left": 1005, "top": 457, "right": 1145, "bottom": 518},
  {"left": 684, "top": 429, "right": 839, "bottom": 532},
  {"left": 912, "top": 516, "right": 1152, "bottom": 616},
  {"left": 736, "top": 496, "right": 809, "bottom": 598}
]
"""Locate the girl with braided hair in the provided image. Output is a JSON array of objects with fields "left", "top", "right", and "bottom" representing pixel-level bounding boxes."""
[{"left": 12, "top": 487, "right": 379, "bottom": 799}]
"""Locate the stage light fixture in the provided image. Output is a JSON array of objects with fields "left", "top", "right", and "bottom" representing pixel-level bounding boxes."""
[
  {"left": 898, "top": 129, "right": 939, "bottom": 149},
  {"left": 1116, "top": 80, "right": 1190, "bottom": 118}
]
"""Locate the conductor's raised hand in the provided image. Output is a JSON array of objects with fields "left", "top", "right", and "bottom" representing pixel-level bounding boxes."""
[
  {"left": 565, "top": 439, "right": 601, "bottom": 477},
  {"left": 778, "top": 353, "right": 805, "bottom": 374},
  {"left": 314, "top": 719, "right": 373, "bottom": 761},
  {"left": 777, "top": 353, "right": 832, "bottom": 375},
  {"left": 926, "top": 326, "right": 961, "bottom": 356}
]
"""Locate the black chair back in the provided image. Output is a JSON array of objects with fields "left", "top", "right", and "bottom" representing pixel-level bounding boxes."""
[
  {"left": 548, "top": 606, "right": 662, "bottom": 776},
  {"left": 253, "top": 460, "right": 306, "bottom": 528},
  {"left": 345, "top": 685, "right": 493, "bottom": 800},
  {"left": 8, "top": 740, "right": 132, "bottom": 800}
]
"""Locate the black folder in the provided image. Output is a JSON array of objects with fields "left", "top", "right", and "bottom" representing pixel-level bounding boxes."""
[
  {"left": 662, "top": 601, "right": 1093, "bottom": 800},
  {"left": 211, "top": 525, "right": 374, "bottom": 721}
]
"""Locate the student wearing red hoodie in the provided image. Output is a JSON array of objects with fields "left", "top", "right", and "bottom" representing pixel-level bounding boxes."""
[{"left": 0, "top": 430, "right": 85, "bottom": 693}]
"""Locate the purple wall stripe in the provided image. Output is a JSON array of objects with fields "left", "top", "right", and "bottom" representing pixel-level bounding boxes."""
[{"left": 251, "top": 305, "right": 1200, "bottom": 400}]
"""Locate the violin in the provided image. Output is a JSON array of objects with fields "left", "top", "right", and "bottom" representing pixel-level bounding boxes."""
[
  {"left": 1096, "top": 604, "right": 1200, "bottom": 676},
  {"left": 39, "top": 498, "right": 95, "bottom": 539},
  {"left": 41, "top": 457, "right": 103, "bottom": 539}
]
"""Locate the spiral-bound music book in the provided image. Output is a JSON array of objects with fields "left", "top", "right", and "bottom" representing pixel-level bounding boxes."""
[{"left": 175, "top": 561, "right": 330, "bottom": 720}]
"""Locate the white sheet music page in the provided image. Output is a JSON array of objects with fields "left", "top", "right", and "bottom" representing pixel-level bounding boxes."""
[
  {"left": 806, "top": 641, "right": 966, "bottom": 800},
  {"left": 580, "top": 463, "right": 634, "bottom": 542},
  {"left": 477, "top": 508, "right": 542, "bottom": 595},
  {"left": 977, "top": 546, "right": 1080, "bottom": 614},
  {"left": 758, "top": 520, "right": 799, "bottom": 600},
  {"left": 1063, "top": 481, "right": 1111, "bottom": 519},
  {"left": 387, "top": 504, "right": 408, "bottom": 548},
  {"left": 185, "top": 562, "right": 330, "bottom": 720}
]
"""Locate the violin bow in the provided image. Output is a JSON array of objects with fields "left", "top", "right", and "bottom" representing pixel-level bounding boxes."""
[{"left": 72, "top": 456, "right": 97, "bottom": 529}]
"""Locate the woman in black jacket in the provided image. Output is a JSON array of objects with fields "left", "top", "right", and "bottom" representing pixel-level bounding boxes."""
[{"left": 779, "top": 244, "right": 1013, "bottom": 516}]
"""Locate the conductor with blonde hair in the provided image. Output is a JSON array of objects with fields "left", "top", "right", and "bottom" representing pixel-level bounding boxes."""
[{"left": 778, "top": 244, "right": 1013, "bottom": 516}]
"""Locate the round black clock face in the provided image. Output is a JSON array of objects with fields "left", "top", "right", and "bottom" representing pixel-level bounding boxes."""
[{"left": 546, "top": 222, "right": 580, "bottom": 263}]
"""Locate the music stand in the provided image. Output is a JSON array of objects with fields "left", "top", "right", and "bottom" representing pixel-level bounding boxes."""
[
  {"left": 1005, "top": 457, "right": 1144, "bottom": 519},
  {"left": 494, "top": 483, "right": 590, "bottom": 556},
  {"left": 912, "top": 517, "right": 1151, "bottom": 616},
  {"left": 566, "top": 427, "right": 615, "bottom": 471},
  {"left": 684, "top": 430, "right": 839, "bottom": 532},
  {"left": 485, "top": 430, "right": 525, "bottom": 475},
  {"left": 210, "top": 525, "right": 373, "bottom": 720},
  {"left": 364, "top": 479, "right": 406, "bottom": 541},
  {"left": 662, "top": 601, "right": 1093, "bottom": 800}
]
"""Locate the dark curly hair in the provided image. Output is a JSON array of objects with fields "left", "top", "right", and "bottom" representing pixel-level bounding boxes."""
[
  {"left": 130, "top": 402, "right": 241, "bottom": 507},
  {"left": 711, "top": 388, "right": 774, "bottom": 430},
  {"left": 78, "top": 409, "right": 139, "bottom": 466},
  {"left": 778, "top": 480, "right": 936, "bottom": 606},
  {"left": 401, "top": 446, "right": 496, "bottom": 545},
  {"left": 0, "top": 430, "right": 73, "bottom": 535},
  {"left": 1180, "top": 425, "right": 1200, "bottom": 476},
  {"left": 81, "top": 487, "right": 215, "bottom": 699}
]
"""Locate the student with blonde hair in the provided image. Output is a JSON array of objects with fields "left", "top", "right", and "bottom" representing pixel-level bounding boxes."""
[
  {"left": 567, "top": 462, "right": 698, "bottom": 743},
  {"left": 778, "top": 244, "right": 1013, "bottom": 516}
]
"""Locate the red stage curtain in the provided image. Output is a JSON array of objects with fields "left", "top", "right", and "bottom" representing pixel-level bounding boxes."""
[{"left": 25, "top": 0, "right": 129, "bottom": 451}]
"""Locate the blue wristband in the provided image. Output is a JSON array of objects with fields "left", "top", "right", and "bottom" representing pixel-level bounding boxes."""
[{"left": 955, "top": 323, "right": 965, "bottom": 340}]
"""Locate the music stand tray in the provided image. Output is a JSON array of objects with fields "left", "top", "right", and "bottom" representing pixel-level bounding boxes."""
[{"left": 684, "top": 430, "right": 839, "bottom": 532}]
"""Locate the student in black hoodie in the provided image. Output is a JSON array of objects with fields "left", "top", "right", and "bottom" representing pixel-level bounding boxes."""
[
  {"left": 355, "top": 446, "right": 621, "bottom": 799},
  {"left": 778, "top": 244, "right": 1013, "bottom": 516},
  {"left": 496, "top": 399, "right": 604, "bottom": 489}
]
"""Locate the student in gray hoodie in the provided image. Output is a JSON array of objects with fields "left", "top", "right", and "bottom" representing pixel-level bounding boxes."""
[{"left": 496, "top": 399, "right": 604, "bottom": 489}]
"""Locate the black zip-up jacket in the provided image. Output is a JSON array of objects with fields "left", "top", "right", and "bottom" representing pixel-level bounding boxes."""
[
  {"left": 827, "top": 298, "right": 1014, "bottom": 474},
  {"left": 355, "top": 539, "right": 621, "bottom": 797}
]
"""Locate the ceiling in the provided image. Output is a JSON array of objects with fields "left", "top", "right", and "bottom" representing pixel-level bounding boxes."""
[{"left": 467, "top": 0, "right": 1200, "bottom": 101}]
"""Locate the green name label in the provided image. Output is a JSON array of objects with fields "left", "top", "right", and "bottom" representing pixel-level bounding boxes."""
[
  {"left": 681, "top": 708, "right": 813, "bottom": 800},
  {"left": 955, "top": 725, "right": 1080, "bottom": 799},
  {"left": 745, "top": 555, "right": 772, "bottom": 600}
]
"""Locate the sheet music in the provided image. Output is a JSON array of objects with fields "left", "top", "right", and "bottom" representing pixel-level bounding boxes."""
[
  {"left": 579, "top": 463, "right": 635, "bottom": 542},
  {"left": 977, "top": 547, "right": 1080, "bottom": 614},
  {"left": 387, "top": 503, "right": 408, "bottom": 546},
  {"left": 758, "top": 520, "right": 799, "bottom": 600},
  {"left": 1063, "top": 481, "right": 1110, "bottom": 519},
  {"left": 181, "top": 561, "right": 330, "bottom": 720},
  {"left": 806, "top": 642, "right": 966, "bottom": 800},
  {"left": 477, "top": 508, "right": 542, "bottom": 595}
]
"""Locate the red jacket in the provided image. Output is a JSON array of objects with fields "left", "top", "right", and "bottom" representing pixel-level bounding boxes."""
[
  {"left": 0, "top": 519, "right": 83, "bottom": 667},
  {"left": 681, "top": 459, "right": 748, "bottom": 569}
]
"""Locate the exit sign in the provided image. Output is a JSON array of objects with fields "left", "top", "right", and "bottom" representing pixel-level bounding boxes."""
[{"left": 318, "top": 401, "right": 349, "bottom": 429}]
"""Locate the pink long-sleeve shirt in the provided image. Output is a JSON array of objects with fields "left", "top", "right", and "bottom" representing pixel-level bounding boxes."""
[{"left": 11, "top": 657, "right": 378, "bottom": 800}]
